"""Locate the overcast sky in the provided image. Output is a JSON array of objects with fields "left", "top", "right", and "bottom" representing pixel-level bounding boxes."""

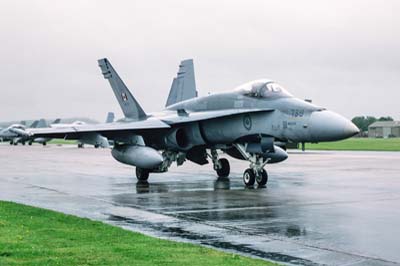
[{"left": 0, "top": 0, "right": 399, "bottom": 122}]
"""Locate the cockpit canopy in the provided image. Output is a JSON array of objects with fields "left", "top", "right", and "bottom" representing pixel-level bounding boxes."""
[{"left": 237, "top": 79, "right": 293, "bottom": 99}]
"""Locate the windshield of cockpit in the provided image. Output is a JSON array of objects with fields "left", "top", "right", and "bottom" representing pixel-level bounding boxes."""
[{"left": 239, "top": 81, "right": 293, "bottom": 98}]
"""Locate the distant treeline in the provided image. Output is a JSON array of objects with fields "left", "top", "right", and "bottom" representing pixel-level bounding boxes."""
[{"left": 351, "top": 116, "right": 394, "bottom": 132}]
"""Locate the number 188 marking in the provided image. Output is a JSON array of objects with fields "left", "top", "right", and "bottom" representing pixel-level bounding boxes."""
[{"left": 290, "top": 109, "right": 304, "bottom": 117}]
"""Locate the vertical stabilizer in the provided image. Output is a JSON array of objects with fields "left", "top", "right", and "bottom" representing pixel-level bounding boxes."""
[
  {"left": 36, "top": 119, "right": 48, "bottom": 128},
  {"left": 165, "top": 59, "right": 197, "bottom": 107},
  {"left": 30, "top": 120, "right": 39, "bottom": 128},
  {"left": 98, "top": 58, "right": 147, "bottom": 120}
]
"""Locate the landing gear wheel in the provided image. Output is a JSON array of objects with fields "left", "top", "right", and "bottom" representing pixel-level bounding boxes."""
[
  {"left": 94, "top": 144, "right": 100, "bottom": 149},
  {"left": 136, "top": 167, "right": 150, "bottom": 181},
  {"left": 28, "top": 141, "right": 32, "bottom": 146},
  {"left": 243, "top": 168, "right": 255, "bottom": 186},
  {"left": 216, "top": 158, "right": 230, "bottom": 178},
  {"left": 256, "top": 169, "right": 268, "bottom": 186},
  {"left": 43, "top": 142, "right": 47, "bottom": 146},
  {"left": 78, "top": 143, "right": 84, "bottom": 148}
]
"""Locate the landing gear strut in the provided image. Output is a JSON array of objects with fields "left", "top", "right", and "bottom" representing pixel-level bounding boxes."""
[
  {"left": 209, "top": 149, "right": 230, "bottom": 178},
  {"left": 234, "top": 144, "right": 270, "bottom": 187}
]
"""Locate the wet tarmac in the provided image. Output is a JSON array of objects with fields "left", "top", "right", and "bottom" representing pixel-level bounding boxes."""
[{"left": 1, "top": 144, "right": 400, "bottom": 266}]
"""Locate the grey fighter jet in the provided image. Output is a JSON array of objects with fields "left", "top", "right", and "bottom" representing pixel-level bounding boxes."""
[
  {"left": 0, "top": 119, "right": 60, "bottom": 145},
  {"left": 27, "top": 58, "right": 359, "bottom": 186},
  {"left": 28, "top": 118, "right": 61, "bottom": 146},
  {"left": 50, "top": 113, "right": 114, "bottom": 148},
  {"left": 0, "top": 123, "right": 27, "bottom": 145}
]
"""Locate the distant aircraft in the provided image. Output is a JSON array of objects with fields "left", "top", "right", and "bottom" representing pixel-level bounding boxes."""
[
  {"left": 50, "top": 113, "right": 114, "bottom": 148},
  {"left": 28, "top": 118, "right": 61, "bottom": 145},
  {"left": 28, "top": 59, "right": 359, "bottom": 186},
  {"left": 0, "top": 123, "right": 27, "bottom": 145},
  {"left": 0, "top": 119, "right": 60, "bottom": 145}
]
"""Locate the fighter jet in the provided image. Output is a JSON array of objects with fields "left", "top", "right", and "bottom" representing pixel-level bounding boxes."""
[
  {"left": 27, "top": 58, "right": 359, "bottom": 186},
  {"left": 0, "top": 119, "right": 60, "bottom": 145},
  {"left": 49, "top": 113, "right": 114, "bottom": 148},
  {"left": 28, "top": 118, "right": 61, "bottom": 145},
  {"left": 0, "top": 123, "right": 27, "bottom": 145}
]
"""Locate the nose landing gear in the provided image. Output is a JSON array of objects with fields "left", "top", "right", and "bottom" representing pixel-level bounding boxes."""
[
  {"left": 243, "top": 168, "right": 268, "bottom": 186},
  {"left": 234, "top": 143, "right": 270, "bottom": 187}
]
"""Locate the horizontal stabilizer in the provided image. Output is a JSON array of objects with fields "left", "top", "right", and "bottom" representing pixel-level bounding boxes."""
[
  {"left": 98, "top": 58, "right": 147, "bottom": 120},
  {"left": 165, "top": 59, "right": 197, "bottom": 107}
]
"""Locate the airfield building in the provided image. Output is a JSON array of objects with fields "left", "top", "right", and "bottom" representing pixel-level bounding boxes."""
[{"left": 368, "top": 121, "right": 400, "bottom": 138}]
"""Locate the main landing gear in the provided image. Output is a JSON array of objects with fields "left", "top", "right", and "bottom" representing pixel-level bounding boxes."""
[
  {"left": 136, "top": 167, "right": 150, "bottom": 181},
  {"left": 134, "top": 151, "right": 185, "bottom": 183},
  {"left": 234, "top": 144, "right": 269, "bottom": 187},
  {"left": 209, "top": 149, "right": 230, "bottom": 178}
]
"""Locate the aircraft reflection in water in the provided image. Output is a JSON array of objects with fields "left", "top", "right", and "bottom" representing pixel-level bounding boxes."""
[{"left": 27, "top": 58, "right": 359, "bottom": 186}]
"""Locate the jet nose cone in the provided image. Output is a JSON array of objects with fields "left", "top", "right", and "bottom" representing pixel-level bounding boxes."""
[
  {"left": 309, "top": 110, "right": 359, "bottom": 142},
  {"left": 344, "top": 121, "right": 360, "bottom": 138}
]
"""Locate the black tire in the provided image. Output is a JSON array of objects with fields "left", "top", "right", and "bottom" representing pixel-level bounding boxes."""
[
  {"left": 216, "top": 158, "right": 230, "bottom": 177},
  {"left": 43, "top": 142, "right": 47, "bottom": 146},
  {"left": 136, "top": 167, "right": 150, "bottom": 181},
  {"left": 256, "top": 169, "right": 268, "bottom": 186},
  {"left": 78, "top": 143, "right": 84, "bottom": 148},
  {"left": 13, "top": 142, "right": 18, "bottom": 146},
  {"left": 28, "top": 142, "right": 32, "bottom": 146},
  {"left": 22, "top": 142, "right": 26, "bottom": 146},
  {"left": 243, "top": 168, "right": 255, "bottom": 186},
  {"left": 94, "top": 144, "right": 100, "bottom": 149},
  {"left": 9, "top": 141, "right": 13, "bottom": 145}
]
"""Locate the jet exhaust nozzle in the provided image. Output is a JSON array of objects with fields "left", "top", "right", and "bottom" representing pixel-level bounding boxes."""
[{"left": 111, "top": 144, "right": 163, "bottom": 169}]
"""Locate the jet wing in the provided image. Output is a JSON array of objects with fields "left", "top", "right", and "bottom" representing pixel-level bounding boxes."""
[
  {"left": 160, "top": 108, "right": 274, "bottom": 125},
  {"left": 26, "top": 109, "right": 273, "bottom": 140},
  {"left": 27, "top": 118, "right": 171, "bottom": 139}
]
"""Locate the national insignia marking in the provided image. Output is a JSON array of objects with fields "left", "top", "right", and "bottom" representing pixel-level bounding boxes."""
[
  {"left": 121, "top": 92, "right": 128, "bottom": 102},
  {"left": 243, "top": 114, "right": 252, "bottom": 130}
]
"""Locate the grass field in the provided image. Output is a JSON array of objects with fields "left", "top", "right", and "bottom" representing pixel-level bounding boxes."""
[
  {"left": 305, "top": 138, "right": 400, "bottom": 151},
  {"left": 0, "top": 201, "right": 276, "bottom": 266},
  {"left": 47, "top": 139, "right": 77, "bottom": 145}
]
